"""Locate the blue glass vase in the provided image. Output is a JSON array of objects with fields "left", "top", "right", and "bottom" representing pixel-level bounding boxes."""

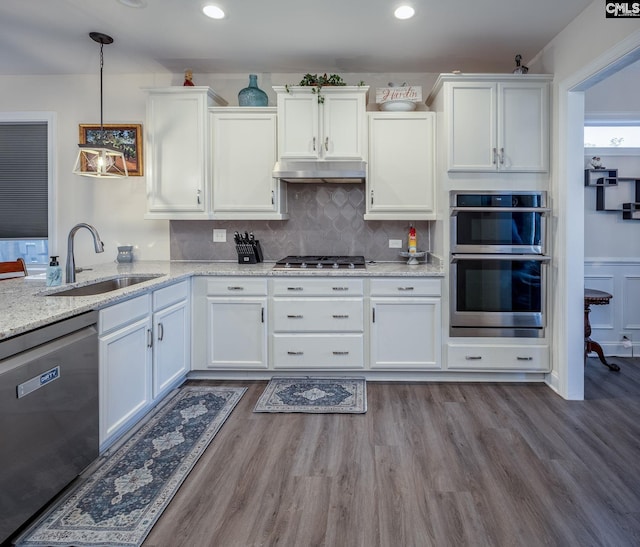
[{"left": 238, "top": 74, "right": 268, "bottom": 106}]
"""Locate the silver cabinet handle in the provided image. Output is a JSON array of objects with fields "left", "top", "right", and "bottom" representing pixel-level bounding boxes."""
[
  {"left": 333, "top": 351, "right": 349, "bottom": 355},
  {"left": 287, "top": 287, "right": 303, "bottom": 291},
  {"left": 227, "top": 286, "right": 244, "bottom": 291},
  {"left": 371, "top": 189, "right": 374, "bottom": 205},
  {"left": 465, "top": 355, "right": 482, "bottom": 360},
  {"left": 287, "top": 351, "right": 303, "bottom": 355},
  {"left": 271, "top": 190, "right": 275, "bottom": 205},
  {"left": 332, "top": 314, "right": 349, "bottom": 319},
  {"left": 332, "top": 287, "right": 349, "bottom": 291},
  {"left": 398, "top": 287, "right": 414, "bottom": 291},
  {"left": 147, "top": 328, "right": 153, "bottom": 348},
  {"left": 287, "top": 314, "right": 303, "bottom": 319},
  {"left": 197, "top": 189, "right": 201, "bottom": 204},
  {"left": 499, "top": 147, "right": 505, "bottom": 165},
  {"left": 313, "top": 136, "right": 316, "bottom": 151},
  {"left": 324, "top": 136, "right": 329, "bottom": 151},
  {"left": 157, "top": 322, "right": 164, "bottom": 341},
  {"left": 492, "top": 148, "right": 497, "bottom": 165},
  {"left": 517, "top": 356, "right": 533, "bottom": 361}
]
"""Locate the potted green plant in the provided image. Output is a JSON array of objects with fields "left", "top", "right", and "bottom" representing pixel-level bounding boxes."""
[{"left": 286, "top": 73, "right": 364, "bottom": 102}]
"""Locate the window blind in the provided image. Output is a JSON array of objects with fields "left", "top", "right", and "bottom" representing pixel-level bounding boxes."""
[{"left": 0, "top": 123, "right": 48, "bottom": 238}]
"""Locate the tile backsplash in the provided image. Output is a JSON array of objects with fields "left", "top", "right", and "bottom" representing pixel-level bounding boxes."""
[{"left": 170, "top": 184, "right": 431, "bottom": 262}]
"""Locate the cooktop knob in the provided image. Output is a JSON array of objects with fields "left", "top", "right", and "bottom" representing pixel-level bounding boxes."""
[{"left": 316, "top": 263, "right": 323, "bottom": 269}]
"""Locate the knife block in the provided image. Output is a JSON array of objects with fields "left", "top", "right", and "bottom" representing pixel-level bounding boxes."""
[{"left": 236, "top": 240, "right": 263, "bottom": 264}]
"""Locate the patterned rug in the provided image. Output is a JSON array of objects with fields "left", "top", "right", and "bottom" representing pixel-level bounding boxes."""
[
  {"left": 16, "top": 385, "right": 245, "bottom": 547},
  {"left": 253, "top": 377, "right": 367, "bottom": 413}
]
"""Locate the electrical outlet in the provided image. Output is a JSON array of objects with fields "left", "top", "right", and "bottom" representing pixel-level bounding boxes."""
[
  {"left": 213, "top": 229, "right": 226, "bottom": 243},
  {"left": 389, "top": 239, "right": 403, "bottom": 249}
]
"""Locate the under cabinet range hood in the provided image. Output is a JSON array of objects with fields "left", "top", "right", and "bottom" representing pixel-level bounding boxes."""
[{"left": 272, "top": 160, "right": 366, "bottom": 183}]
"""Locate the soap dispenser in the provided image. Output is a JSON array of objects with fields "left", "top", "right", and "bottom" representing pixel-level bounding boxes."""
[{"left": 46, "top": 256, "right": 62, "bottom": 287}]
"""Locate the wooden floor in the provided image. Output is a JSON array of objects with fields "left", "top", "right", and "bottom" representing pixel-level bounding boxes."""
[{"left": 143, "top": 359, "right": 640, "bottom": 547}]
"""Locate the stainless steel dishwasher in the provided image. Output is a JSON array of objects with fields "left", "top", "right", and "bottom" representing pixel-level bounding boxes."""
[{"left": 0, "top": 311, "right": 99, "bottom": 544}]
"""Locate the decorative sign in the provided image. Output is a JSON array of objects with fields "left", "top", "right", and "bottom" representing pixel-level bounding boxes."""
[{"left": 376, "top": 86, "right": 422, "bottom": 104}]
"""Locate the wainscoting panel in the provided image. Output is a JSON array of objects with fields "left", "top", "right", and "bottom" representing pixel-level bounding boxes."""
[{"left": 585, "top": 260, "right": 640, "bottom": 357}]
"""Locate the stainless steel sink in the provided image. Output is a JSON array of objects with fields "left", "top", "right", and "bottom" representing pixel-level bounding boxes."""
[{"left": 47, "top": 275, "right": 164, "bottom": 296}]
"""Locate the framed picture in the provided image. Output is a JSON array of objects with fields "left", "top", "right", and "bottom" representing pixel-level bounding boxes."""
[{"left": 79, "top": 124, "right": 144, "bottom": 176}]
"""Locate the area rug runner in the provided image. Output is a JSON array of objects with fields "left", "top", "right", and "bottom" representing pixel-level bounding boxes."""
[
  {"left": 16, "top": 385, "right": 245, "bottom": 547},
  {"left": 253, "top": 377, "right": 366, "bottom": 413}
]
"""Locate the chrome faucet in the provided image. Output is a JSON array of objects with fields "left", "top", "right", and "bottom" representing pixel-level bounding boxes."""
[{"left": 66, "top": 223, "right": 104, "bottom": 283}]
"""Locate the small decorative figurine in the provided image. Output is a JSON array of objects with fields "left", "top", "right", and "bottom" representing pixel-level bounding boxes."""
[
  {"left": 183, "top": 69, "right": 195, "bottom": 86},
  {"left": 513, "top": 54, "right": 529, "bottom": 74},
  {"left": 590, "top": 156, "right": 604, "bottom": 169}
]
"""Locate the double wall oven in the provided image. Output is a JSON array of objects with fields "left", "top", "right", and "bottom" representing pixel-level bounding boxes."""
[{"left": 450, "top": 191, "right": 550, "bottom": 338}]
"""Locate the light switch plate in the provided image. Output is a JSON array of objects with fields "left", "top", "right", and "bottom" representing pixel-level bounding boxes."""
[
  {"left": 213, "top": 229, "right": 227, "bottom": 243},
  {"left": 389, "top": 239, "right": 403, "bottom": 249}
]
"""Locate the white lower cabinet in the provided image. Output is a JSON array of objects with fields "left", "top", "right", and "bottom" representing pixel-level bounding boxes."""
[
  {"left": 99, "top": 294, "right": 152, "bottom": 449},
  {"left": 369, "top": 278, "right": 442, "bottom": 370},
  {"left": 99, "top": 280, "right": 190, "bottom": 449},
  {"left": 192, "top": 277, "right": 268, "bottom": 370},
  {"left": 271, "top": 278, "right": 365, "bottom": 370},
  {"left": 446, "top": 343, "right": 550, "bottom": 372}
]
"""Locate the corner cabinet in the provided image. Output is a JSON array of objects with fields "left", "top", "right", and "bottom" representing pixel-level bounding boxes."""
[
  {"left": 145, "top": 87, "right": 226, "bottom": 219},
  {"left": 428, "top": 74, "right": 551, "bottom": 173},
  {"left": 273, "top": 86, "right": 369, "bottom": 161},
  {"left": 210, "top": 107, "right": 288, "bottom": 220},
  {"left": 365, "top": 111, "right": 436, "bottom": 220}
]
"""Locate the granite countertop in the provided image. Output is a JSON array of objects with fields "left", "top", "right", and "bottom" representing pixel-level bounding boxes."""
[{"left": 0, "top": 258, "right": 444, "bottom": 342}]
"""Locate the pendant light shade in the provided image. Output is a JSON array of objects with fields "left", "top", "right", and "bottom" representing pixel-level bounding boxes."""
[{"left": 73, "top": 32, "right": 128, "bottom": 178}]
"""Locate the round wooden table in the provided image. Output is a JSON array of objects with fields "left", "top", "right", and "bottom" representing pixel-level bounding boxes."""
[{"left": 584, "top": 288, "right": 620, "bottom": 371}]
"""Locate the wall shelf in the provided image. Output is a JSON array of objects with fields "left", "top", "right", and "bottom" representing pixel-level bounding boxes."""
[{"left": 585, "top": 169, "right": 640, "bottom": 220}]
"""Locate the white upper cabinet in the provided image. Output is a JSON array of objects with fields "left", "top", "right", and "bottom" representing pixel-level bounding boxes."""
[
  {"left": 274, "top": 86, "right": 368, "bottom": 161},
  {"left": 210, "top": 107, "right": 288, "bottom": 220},
  {"left": 430, "top": 75, "right": 551, "bottom": 173},
  {"left": 365, "top": 111, "right": 436, "bottom": 220},
  {"left": 145, "top": 87, "right": 226, "bottom": 219}
]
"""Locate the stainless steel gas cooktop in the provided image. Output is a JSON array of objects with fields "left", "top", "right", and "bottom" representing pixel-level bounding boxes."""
[{"left": 273, "top": 255, "right": 366, "bottom": 270}]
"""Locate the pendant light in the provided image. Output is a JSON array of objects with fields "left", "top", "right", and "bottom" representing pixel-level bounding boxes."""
[{"left": 73, "top": 32, "right": 128, "bottom": 178}]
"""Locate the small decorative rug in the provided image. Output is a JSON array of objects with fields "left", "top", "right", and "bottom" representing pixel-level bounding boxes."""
[
  {"left": 253, "top": 377, "right": 366, "bottom": 413},
  {"left": 16, "top": 385, "right": 245, "bottom": 547}
]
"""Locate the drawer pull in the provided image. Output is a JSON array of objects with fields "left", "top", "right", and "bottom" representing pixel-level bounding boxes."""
[
  {"left": 287, "top": 314, "right": 303, "bottom": 319},
  {"left": 332, "top": 287, "right": 349, "bottom": 291},
  {"left": 332, "top": 314, "right": 349, "bottom": 319},
  {"left": 398, "top": 287, "right": 415, "bottom": 291},
  {"left": 465, "top": 355, "right": 482, "bottom": 360},
  {"left": 287, "top": 287, "right": 304, "bottom": 291},
  {"left": 517, "top": 356, "right": 533, "bottom": 361},
  {"left": 287, "top": 351, "right": 304, "bottom": 355},
  {"left": 332, "top": 351, "right": 349, "bottom": 355},
  {"left": 227, "top": 286, "right": 244, "bottom": 291}
]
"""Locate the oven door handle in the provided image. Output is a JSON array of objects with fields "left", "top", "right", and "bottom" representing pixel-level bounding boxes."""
[
  {"left": 451, "top": 254, "right": 551, "bottom": 263},
  {"left": 450, "top": 206, "right": 551, "bottom": 216}
]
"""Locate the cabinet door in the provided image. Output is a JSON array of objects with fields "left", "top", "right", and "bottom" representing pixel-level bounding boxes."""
[
  {"left": 153, "top": 300, "right": 189, "bottom": 399},
  {"left": 206, "top": 297, "right": 268, "bottom": 369},
  {"left": 146, "top": 89, "right": 209, "bottom": 217},
  {"left": 277, "top": 93, "right": 319, "bottom": 159},
  {"left": 370, "top": 297, "right": 441, "bottom": 369},
  {"left": 366, "top": 112, "right": 435, "bottom": 219},
  {"left": 448, "top": 82, "right": 497, "bottom": 171},
  {"left": 99, "top": 317, "right": 152, "bottom": 447},
  {"left": 211, "top": 109, "right": 286, "bottom": 218},
  {"left": 322, "top": 92, "right": 366, "bottom": 160},
  {"left": 498, "top": 82, "right": 549, "bottom": 172}
]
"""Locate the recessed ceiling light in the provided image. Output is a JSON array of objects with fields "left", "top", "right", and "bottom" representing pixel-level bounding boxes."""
[
  {"left": 394, "top": 5, "right": 415, "bottom": 19},
  {"left": 117, "top": 0, "right": 147, "bottom": 7},
  {"left": 202, "top": 4, "right": 225, "bottom": 19}
]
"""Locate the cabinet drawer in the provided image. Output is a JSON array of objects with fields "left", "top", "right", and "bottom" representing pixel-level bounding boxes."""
[
  {"left": 370, "top": 278, "right": 441, "bottom": 297},
  {"left": 153, "top": 280, "right": 189, "bottom": 310},
  {"left": 447, "top": 344, "right": 549, "bottom": 372},
  {"left": 272, "top": 334, "right": 364, "bottom": 369},
  {"left": 99, "top": 294, "right": 151, "bottom": 335},
  {"left": 271, "top": 278, "right": 363, "bottom": 296},
  {"left": 272, "top": 298, "right": 363, "bottom": 332},
  {"left": 205, "top": 277, "right": 267, "bottom": 296}
]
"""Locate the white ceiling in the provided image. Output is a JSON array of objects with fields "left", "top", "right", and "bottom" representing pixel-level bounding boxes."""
[{"left": 0, "top": 0, "right": 594, "bottom": 76}]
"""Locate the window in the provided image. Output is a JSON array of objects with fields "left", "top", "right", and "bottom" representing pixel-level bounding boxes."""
[
  {"left": 0, "top": 113, "right": 55, "bottom": 274},
  {"left": 584, "top": 125, "right": 640, "bottom": 148}
]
